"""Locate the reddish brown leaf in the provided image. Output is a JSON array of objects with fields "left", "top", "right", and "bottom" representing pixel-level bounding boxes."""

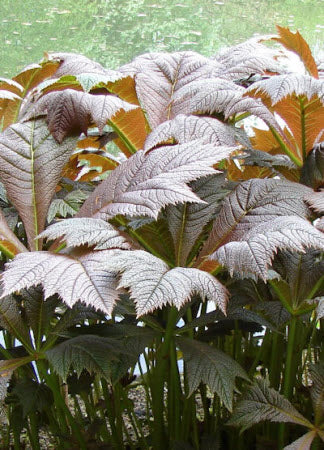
[{"left": 273, "top": 26, "right": 319, "bottom": 78}]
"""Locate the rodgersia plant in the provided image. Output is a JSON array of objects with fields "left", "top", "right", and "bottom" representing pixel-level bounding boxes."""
[{"left": 0, "top": 26, "right": 323, "bottom": 449}]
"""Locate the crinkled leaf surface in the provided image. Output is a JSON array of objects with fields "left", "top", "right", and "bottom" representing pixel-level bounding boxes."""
[
  {"left": 228, "top": 378, "right": 312, "bottom": 432},
  {"left": 214, "top": 216, "right": 324, "bottom": 279},
  {"left": 103, "top": 250, "right": 228, "bottom": 316},
  {"left": 39, "top": 217, "right": 131, "bottom": 250},
  {"left": 46, "top": 335, "right": 120, "bottom": 380},
  {"left": 305, "top": 190, "right": 324, "bottom": 213},
  {"left": 172, "top": 78, "right": 284, "bottom": 138},
  {"left": 198, "top": 178, "right": 312, "bottom": 263},
  {"left": 1, "top": 250, "right": 120, "bottom": 314},
  {"left": 78, "top": 141, "right": 234, "bottom": 221},
  {"left": 123, "top": 51, "right": 222, "bottom": 128},
  {"left": 144, "top": 114, "right": 238, "bottom": 151},
  {"left": 26, "top": 89, "right": 138, "bottom": 143},
  {"left": 0, "top": 119, "right": 77, "bottom": 250},
  {"left": 176, "top": 336, "right": 248, "bottom": 411},
  {"left": 167, "top": 174, "right": 229, "bottom": 265}
]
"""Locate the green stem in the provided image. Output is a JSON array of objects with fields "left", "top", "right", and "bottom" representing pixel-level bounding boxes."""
[
  {"left": 151, "top": 307, "right": 179, "bottom": 449},
  {"left": 278, "top": 316, "right": 298, "bottom": 447},
  {"left": 270, "top": 127, "right": 302, "bottom": 167}
]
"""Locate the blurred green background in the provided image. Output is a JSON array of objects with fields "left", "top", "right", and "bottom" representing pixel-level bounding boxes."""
[{"left": 0, "top": 0, "right": 323, "bottom": 77}]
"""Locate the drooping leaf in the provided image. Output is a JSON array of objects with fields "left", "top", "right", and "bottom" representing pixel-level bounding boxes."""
[
  {"left": 19, "top": 287, "right": 59, "bottom": 341},
  {"left": 123, "top": 51, "right": 222, "bottom": 128},
  {"left": 13, "top": 379, "right": 53, "bottom": 418},
  {"left": 0, "top": 119, "right": 78, "bottom": 250},
  {"left": 176, "top": 336, "right": 248, "bottom": 411},
  {"left": 103, "top": 249, "right": 228, "bottom": 316},
  {"left": 0, "top": 295, "right": 33, "bottom": 351},
  {"left": 178, "top": 304, "right": 273, "bottom": 334},
  {"left": 78, "top": 141, "right": 235, "bottom": 221},
  {"left": 1, "top": 250, "right": 121, "bottom": 314},
  {"left": 46, "top": 335, "right": 120, "bottom": 380},
  {"left": 300, "top": 142, "right": 324, "bottom": 189},
  {"left": 228, "top": 378, "right": 312, "bottom": 432},
  {"left": 39, "top": 217, "right": 131, "bottom": 250},
  {"left": 144, "top": 114, "right": 238, "bottom": 151},
  {"left": 309, "top": 362, "right": 324, "bottom": 425},
  {"left": 197, "top": 178, "right": 312, "bottom": 264},
  {"left": 214, "top": 216, "right": 324, "bottom": 280},
  {"left": 26, "top": 89, "right": 139, "bottom": 143},
  {"left": 167, "top": 174, "right": 229, "bottom": 265},
  {"left": 273, "top": 250, "right": 324, "bottom": 304},
  {"left": 273, "top": 26, "right": 319, "bottom": 78}
]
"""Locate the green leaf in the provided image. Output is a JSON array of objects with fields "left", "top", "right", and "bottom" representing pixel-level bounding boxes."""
[
  {"left": 0, "top": 295, "right": 33, "bottom": 352},
  {"left": 46, "top": 335, "right": 121, "bottom": 380},
  {"left": 176, "top": 336, "right": 248, "bottom": 411},
  {"left": 309, "top": 362, "right": 324, "bottom": 425},
  {"left": 228, "top": 378, "right": 312, "bottom": 432},
  {"left": 12, "top": 379, "right": 53, "bottom": 418}
]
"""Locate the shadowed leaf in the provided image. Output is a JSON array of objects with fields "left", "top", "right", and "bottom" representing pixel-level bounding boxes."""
[{"left": 177, "top": 336, "right": 248, "bottom": 411}]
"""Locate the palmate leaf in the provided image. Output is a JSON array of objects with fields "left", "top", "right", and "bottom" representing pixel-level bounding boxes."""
[
  {"left": 176, "top": 337, "right": 248, "bottom": 411},
  {"left": 122, "top": 51, "right": 222, "bottom": 128},
  {"left": 1, "top": 250, "right": 120, "bottom": 314},
  {"left": 26, "top": 89, "right": 138, "bottom": 143},
  {"left": 167, "top": 174, "right": 229, "bottom": 266},
  {"left": 272, "top": 26, "right": 319, "bottom": 78},
  {"left": 214, "top": 216, "right": 324, "bottom": 280},
  {"left": 246, "top": 74, "right": 324, "bottom": 160},
  {"left": 39, "top": 217, "right": 131, "bottom": 250},
  {"left": 0, "top": 119, "right": 77, "bottom": 250},
  {"left": 46, "top": 335, "right": 121, "bottom": 380},
  {"left": 197, "top": 178, "right": 312, "bottom": 264},
  {"left": 103, "top": 250, "right": 228, "bottom": 316},
  {"left": 144, "top": 114, "right": 238, "bottom": 151},
  {"left": 228, "top": 378, "right": 312, "bottom": 432},
  {"left": 12, "top": 379, "right": 53, "bottom": 418},
  {"left": 78, "top": 141, "right": 234, "bottom": 221}
]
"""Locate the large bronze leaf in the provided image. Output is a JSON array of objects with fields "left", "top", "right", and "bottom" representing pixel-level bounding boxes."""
[
  {"left": 77, "top": 141, "right": 235, "bottom": 220},
  {"left": 26, "top": 89, "right": 139, "bottom": 144},
  {"left": 0, "top": 119, "right": 77, "bottom": 250}
]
